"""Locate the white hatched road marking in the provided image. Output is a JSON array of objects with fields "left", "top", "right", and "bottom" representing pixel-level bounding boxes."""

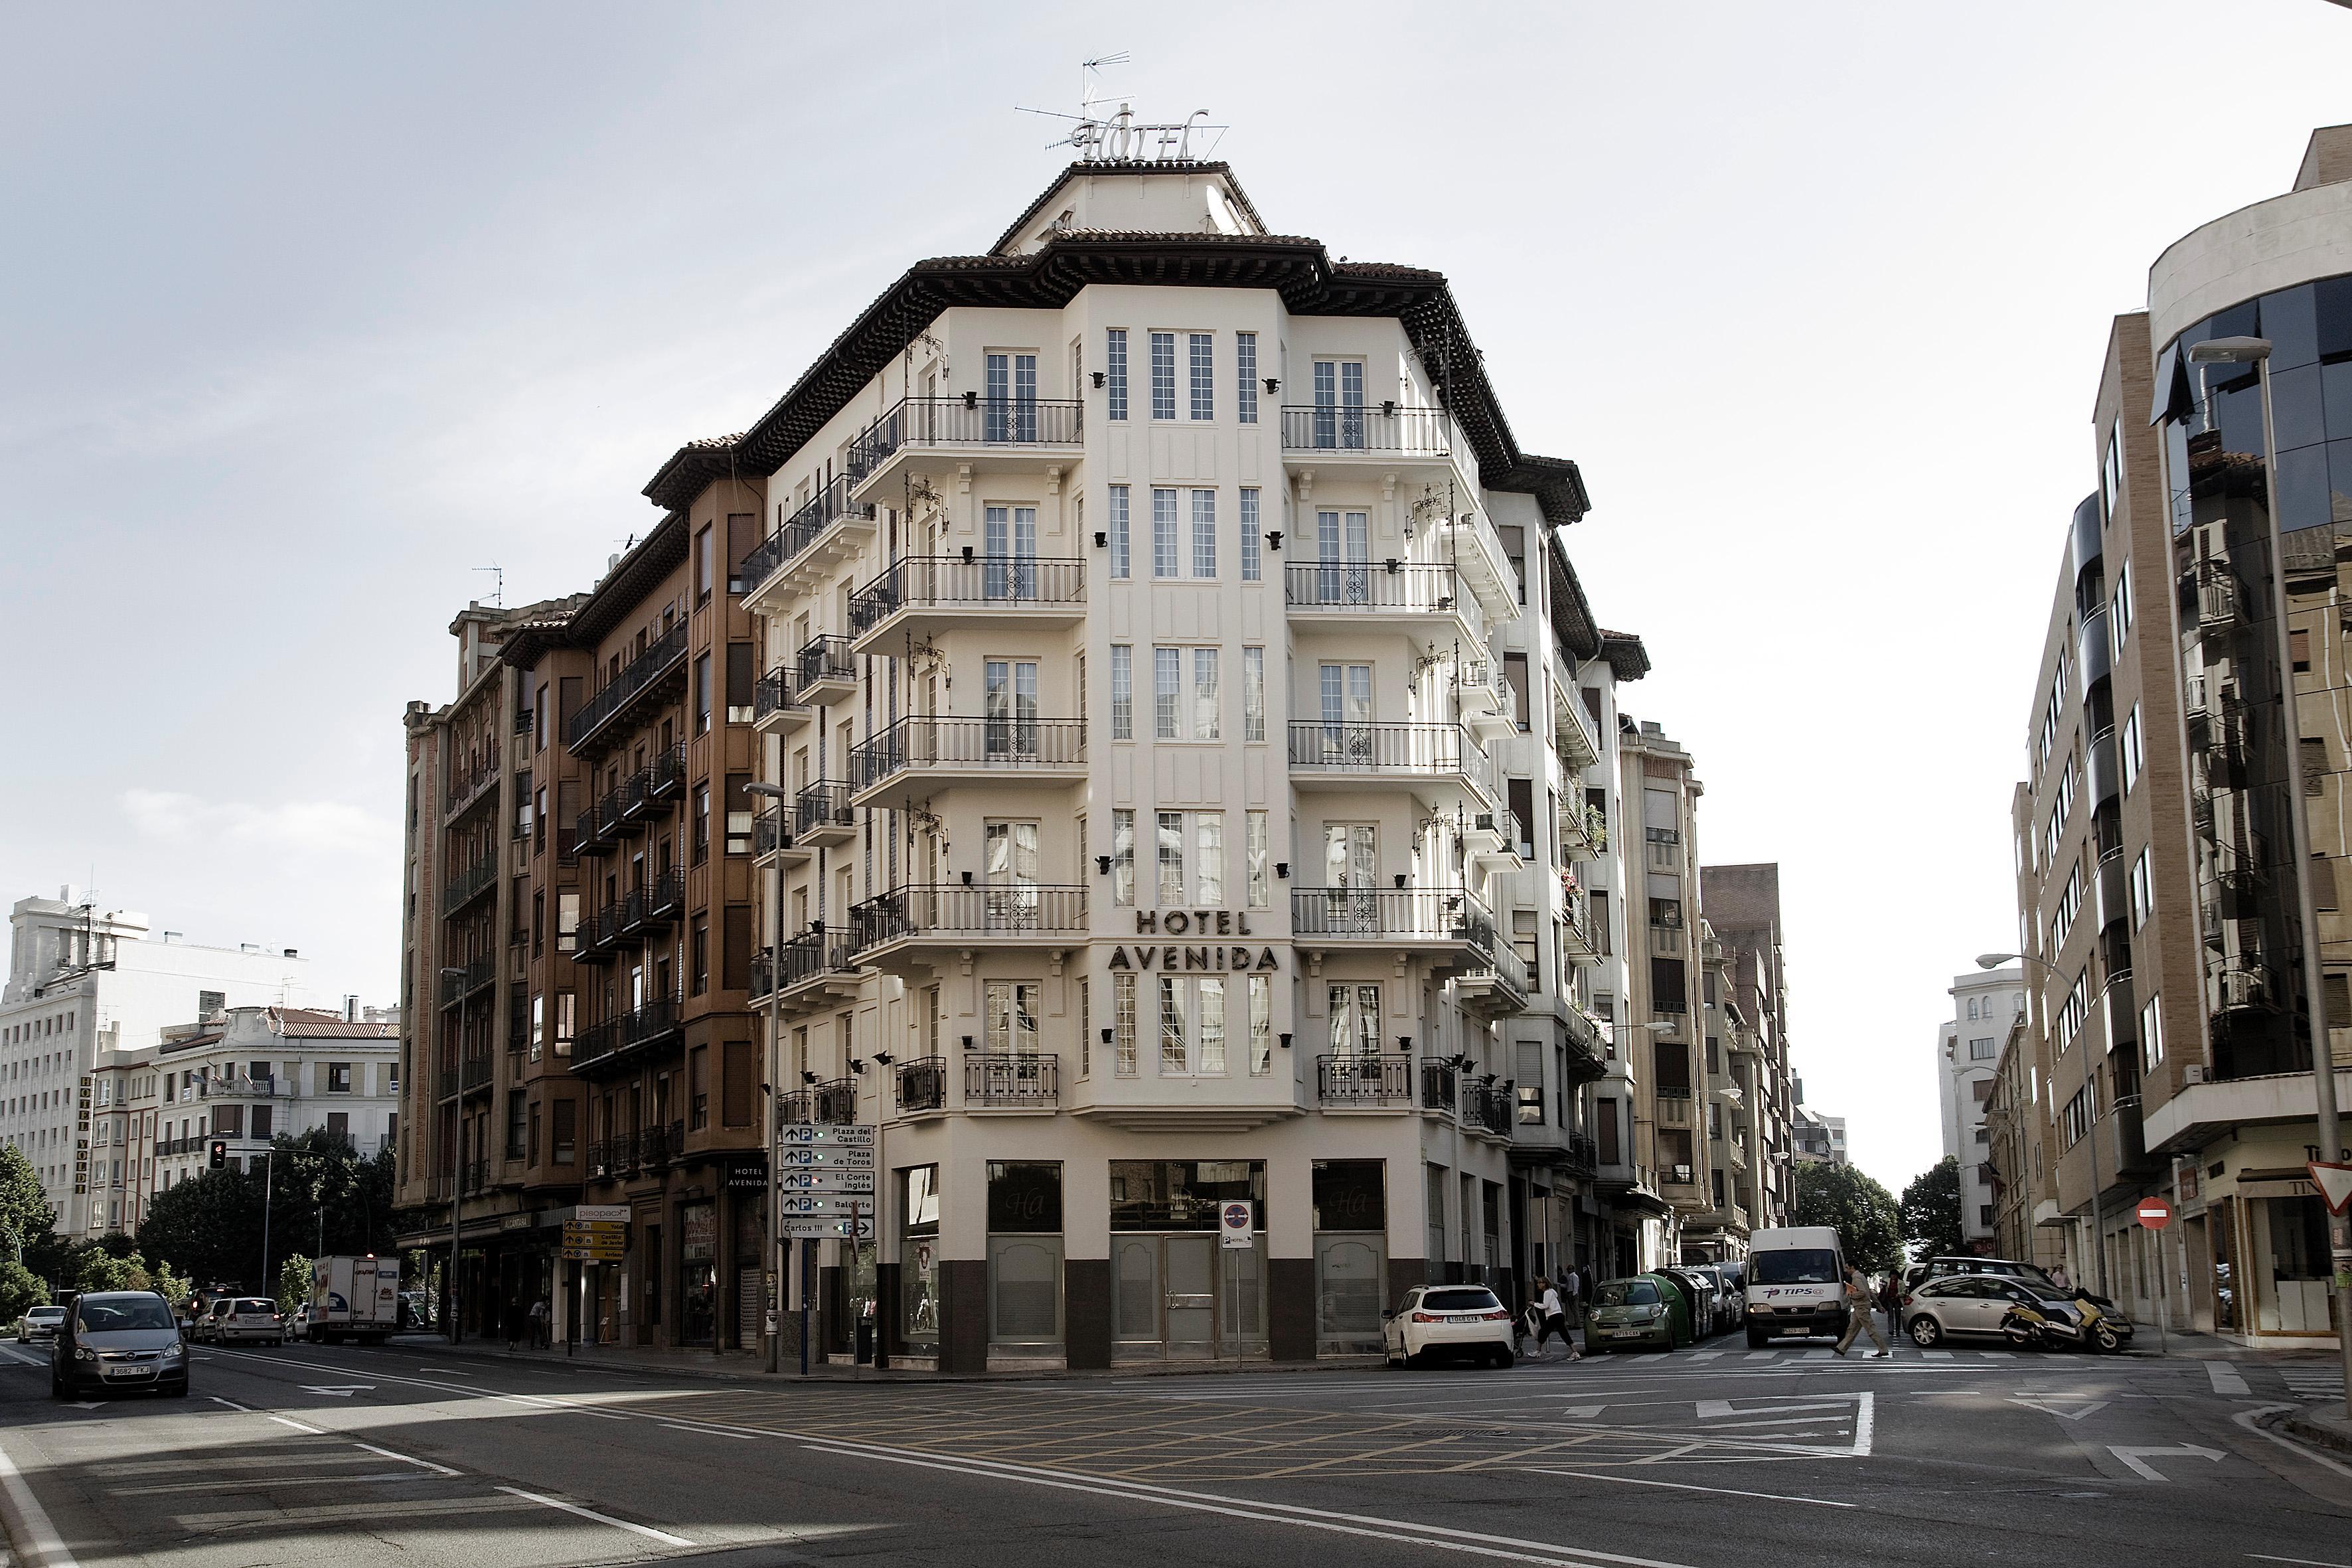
[
  {"left": 495, "top": 1486, "right": 694, "bottom": 1547},
  {"left": 0, "top": 1431, "right": 76, "bottom": 1568},
  {"left": 2207, "top": 1362, "right": 2252, "bottom": 1394},
  {"left": 1530, "top": 1468, "right": 1855, "bottom": 1509}
]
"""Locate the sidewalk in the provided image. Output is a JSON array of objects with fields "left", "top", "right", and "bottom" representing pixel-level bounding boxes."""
[{"left": 381, "top": 1333, "right": 1385, "bottom": 1383}]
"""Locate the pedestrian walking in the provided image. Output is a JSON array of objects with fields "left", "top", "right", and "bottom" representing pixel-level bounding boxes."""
[
  {"left": 1562, "top": 1265, "right": 1584, "bottom": 1335},
  {"left": 529, "top": 1296, "right": 550, "bottom": 1350},
  {"left": 1832, "top": 1266, "right": 1890, "bottom": 1358},
  {"left": 1531, "top": 1276, "right": 1580, "bottom": 1362},
  {"left": 503, "top": 1297, "right": 524, "bottom": 1352},
  {"left": 1878, "top": 1275, "right": 1901, "bottom": 1343}
]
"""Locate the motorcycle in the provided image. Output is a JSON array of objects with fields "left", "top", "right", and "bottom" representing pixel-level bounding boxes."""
[{"left": 1999, "top": 1300, "right": 2069, "bottom": 1350}]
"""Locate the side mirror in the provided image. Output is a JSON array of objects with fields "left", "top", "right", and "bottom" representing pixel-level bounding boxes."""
[{"left": 1380, "top": 1308, "right": 1397, "bottom": 1322}]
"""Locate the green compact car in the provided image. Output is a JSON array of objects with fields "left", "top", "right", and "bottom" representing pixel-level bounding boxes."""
[{"left": 1586, "top": 1275, "right": 1691, "bottom": 1352}]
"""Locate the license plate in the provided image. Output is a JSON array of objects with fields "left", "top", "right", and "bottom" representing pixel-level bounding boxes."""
[
  {"left": 1607, "top": 1328, "right": 1642, "bottom": 1338},
  {"left": 1447, "top": 1314, "right": 1484, "bottom": 1324},
  {"left": 104, "top": 1366, "right": 154, "bottom": 1379}
]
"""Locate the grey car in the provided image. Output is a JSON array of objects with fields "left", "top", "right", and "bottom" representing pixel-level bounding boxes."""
[
  {"left": 1902, "top": 1275, "right": 2083, "bottom": 1349},
  {"left": 52, "top": 1291, "right": 189, "bottom": 1399}
]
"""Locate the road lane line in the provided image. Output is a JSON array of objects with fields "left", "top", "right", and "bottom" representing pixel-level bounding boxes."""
[
  {"left": 268, "top": 1415, "right": 328, "bottom": 1435},
  {"left": 210, "top": 1346, "right": 632, "bottom": 1417},
  {"left": 0, "top": 1433, "right": 78, "bottom": 1568},
  {"left": 494, "top": 1486, "right": 692, "bottom": 1547},
  {"left": 0, "top": 1346, "right": 45, "bottom": 1368},
  {"left": 1530, "top": 1468, "right": 1854, "bottom": 1509},
  {"left": 2248, "top": 1555, "right": 2352, "bottom": 1567},
  {"left": 2209, "top": 1362, "right": 2252, "bottom": 1396},
  {"left": 796, "top": 1442, "right": 1676, "bottom": 1568},
  {"left": 351, "top": 1442, "right": 461, "bottom": 1477}
]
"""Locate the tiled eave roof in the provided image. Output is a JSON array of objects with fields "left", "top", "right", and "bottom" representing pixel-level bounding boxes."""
[
  {"left": 498, "top": 512, "right": 690, "bottom": 669},
  {"left": 1597, "top": 629, "right": 1653, "bottom": 681},
  {"left": 643, "top": 233, "right": 1591, "bottom": 526}
]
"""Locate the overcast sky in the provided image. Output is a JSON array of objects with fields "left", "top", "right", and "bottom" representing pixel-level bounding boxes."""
[{"left": 3, "top": 1, "right": 2347, "bottom": 1194}]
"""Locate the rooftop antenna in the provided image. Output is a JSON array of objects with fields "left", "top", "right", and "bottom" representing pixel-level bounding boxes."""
[
  {"left": 472, "top": 564, "right": 503, "bottom": 607},
  {"left": 1081, "top": 52, "right": 1129, "bottom": 119}
]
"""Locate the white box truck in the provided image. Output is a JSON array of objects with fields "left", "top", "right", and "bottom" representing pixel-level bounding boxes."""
[
  {"left": 1743, "top": 1226, "right": 1848, "bottom": 1348},
  {"left": 307, "top": 1255, "right": 400, "bottom": 1345}
]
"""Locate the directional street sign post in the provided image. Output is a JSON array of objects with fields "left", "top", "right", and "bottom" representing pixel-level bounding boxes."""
[
  {"left": 562, "top": 1206, "right": 628, "bottom": 1263},
  {"left": 776, "top": 1168, "right": 876, "bottom": 1193}
]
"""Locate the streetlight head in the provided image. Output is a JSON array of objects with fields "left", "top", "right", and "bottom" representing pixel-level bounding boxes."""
[
  {"left": 1974, "top": 953, "right": 2019, "bottom": 971},
  {"left": 2187, "top": 335, "right": 2271, "bottom": 366},
  {"left": 744, "top": 782, "right": 789, "bottom": 799}
]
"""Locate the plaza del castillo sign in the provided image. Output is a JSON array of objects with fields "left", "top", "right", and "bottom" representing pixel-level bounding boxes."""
[{"left": 1108, "top": 909, "right": 1279, "bottom": 974}]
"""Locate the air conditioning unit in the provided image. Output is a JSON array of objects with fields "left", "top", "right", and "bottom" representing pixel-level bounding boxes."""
[{"left": 2183, "top": 1065, "right": 2207, "bottom": 1085}]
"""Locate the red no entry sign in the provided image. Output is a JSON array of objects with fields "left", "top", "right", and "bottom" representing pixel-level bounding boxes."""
[{"left": 2136, "top": 1197, "right": 2173, "bottom": 1230}]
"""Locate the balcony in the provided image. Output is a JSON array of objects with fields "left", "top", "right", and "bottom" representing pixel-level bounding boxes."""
[
  {"left": 575, "top": 803, "right": 615, "bottom": 856},
  {"left": 1317, "top": 1052, "right": 1413, "bottom": 1109},
  {"left": 848, "top": 555, "right": 1087, "bottom": 653},
  {"left": 439, "top": 956, "right": 494, "bottom": 1008},
  {"left": 850, "top": 716, "right": 1087, "bottom": 811},
  {"left": 647, "top": 742, "right": 686, "bottom": 803},
  {"left": 850, "top": 884, "right": 1089, "bottom": 963},
  {"left": 572, "top": 903, "right": 619, "bottom": 965},
  {"left": 965, "top": 1052, "right": 1059, "bottom": 1111},
  {"left": 566, "top": 619, "right": 690, "bottom": 757},
  {"left": 459, "top": 1055, "right": 493, "bottom": 1097},
  {"left": 618, "top": 868, "right": 685, "bottom": 937},
  {"left": 1461, "top": 1081, "right": 1514, "bottom": 1138},
  {"left": 1559, "top": 801, "right": 1605, "bottom": 860},
  {"left": 1559, "top": 886, "right": 1601, "bottom": 965},
  {"left": 741, "top": 476, "right": 879, "bottom": 610},
  {"left": 1283, "top": 562, "right": 1476, "bottom": 640},
  {"left": 441, "top": 854, "right": 499, "bottom": 915},
  {"left": 1287, "top": 722, "right": 1497, "bottom": 807},
  {"left": 787, "top": 635, "right": 859, "bottom": 707},
  {"left": 1459, "top": 658, "right": 1517, "bottom": 743},
  {"left": 571, "top": 993, "right": 684, "bottom": 1074},
  {"left": 845, "top": 396, "right": 1085, "bottom": 504},
  {"left": 896, "top": 1056, "right": 947, "bottom": 1114},
  {"left": 1464, "top": 808, "right": 1524, "bottom": 872},
  {"left": 1555, "top": 691, "right": 1602, "bottom": 771},
  {"left": 1563, "top": 1134, "right": 1599, "bottom": 1178},
  {"left": 751, "top": 806, "right": 804, "bottom": 867},
  {"left": 1279, "top": 402, "right": 1452, "bottom": 463},
  {"left": 614, "top": 770, "right": 652, "bottom": 834},
  {"left": 753, "top": 668, "right": 806, "bottom": 734},
  {"left": 2195, "top": 562, "right": 2244, "bottom": 629},
  {"left": 783, "top": 1076, "right": 859, "bottom": 1126},
  {"left": 445, "top": 741, "right": 503, "bottom": 819},
  {"left": 1419, "top": 1058, "right": 1458, "bottom": 1115},
  {"left": 790, "top": 780, "right": 858, "bottom": 848},
  {"left": 1290, "top": 888, "right": 1496, "bottom": 960},
  {"left": 770, "top": 930, "right": 864, "bottom": 1006},
  {"left": 435, "top": 1068, "right": 458, "bottom": 1102},
  {"left": 1456, "top": 944, "right": 1533, "bottom": 1019}
]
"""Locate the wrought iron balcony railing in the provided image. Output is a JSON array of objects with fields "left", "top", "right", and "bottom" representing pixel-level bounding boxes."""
[
  {"left": 1317, "top": 1052, "right": 1413, "bottom": 1107},
  {"left": 566, "top": 619, "right": 690, "bottom": 753},
  {"left": 849, "top": 555, "right": 1086, "bottom": 633},
  {"left": 850, "top": 885, "right": 1088, "bottom": 951},
  {"left": 965, "top": 1052, "right": 1058, "bottom": 1107}
]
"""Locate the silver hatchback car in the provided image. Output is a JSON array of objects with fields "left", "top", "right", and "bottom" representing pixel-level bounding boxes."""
[{"left": 52, "top": 1291, "right": 190, "bottom": 1399}]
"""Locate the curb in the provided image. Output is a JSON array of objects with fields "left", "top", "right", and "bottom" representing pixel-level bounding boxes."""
[
  {"left": 2279, "top": 1407, "right": 2352, "bottom": 1458},
  {"left": 376, "top": 1335, "right": 1392, "bottom": 1385}
]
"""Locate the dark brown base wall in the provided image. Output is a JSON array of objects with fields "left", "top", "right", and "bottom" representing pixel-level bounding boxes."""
[
  {"left": 939, "top": 1258, "right": 988, "bottom": 1373},
  {"left": 1065, "top": 1257, "right": 1111, "bottom": 1370},
  {"left": 1269, "top": 1257, "right": 1314, "bottom": 1360}
]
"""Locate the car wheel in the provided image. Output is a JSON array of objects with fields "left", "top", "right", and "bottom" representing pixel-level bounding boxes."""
[
  {"left": 1746, "top": 1324, "right": 1768, "bottom": 1349},
  {"left": 1907, "top": 1315, "right": 1941, "bottom": 1348},
  {"left": 1492, "top": 1345, "right": 1516, "bottom": 1370}
]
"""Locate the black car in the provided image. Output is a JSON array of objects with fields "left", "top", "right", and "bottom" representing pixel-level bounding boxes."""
[{"left": 52, "top": 1291, "right": 189, "bottom": 1399}]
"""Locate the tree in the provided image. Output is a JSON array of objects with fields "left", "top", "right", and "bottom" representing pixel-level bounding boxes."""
[
  {"left": 1792, "top": 1162, "right": 1905, "bottom": 1275},
  {"left": 0, "top": 1261, "right": 48, "bottom": 1324},
  {"left": 277, "top": 1254, "right": 312, "bottom": 1315},
  {"left": 74, "top": 1247, "right": 151, "bottom": 1293},
  {"left": 1900, "top": 1156, "right": 1966, "bottom": 1263},
  {"left": 137, "top": 1130, "right": 404, "bottom": 1296},
  {"left": 0, "top": 1146, "right": 54, "bottom": 1265},
  {"left": 134, "top": 1166, "right": 264, "bottom": 1289}
]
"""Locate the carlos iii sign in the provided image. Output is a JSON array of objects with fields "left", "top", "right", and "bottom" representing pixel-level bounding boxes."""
[{"left": 1109, "top": 911, "right": 1279, "bottom": 974}]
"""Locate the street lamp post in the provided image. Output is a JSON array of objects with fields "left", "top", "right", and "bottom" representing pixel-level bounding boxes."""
[
  {"left": 2187, "top": 335, "right": 2352, "bottom": 1413},
  {"left": 745, "top": 781, "right": 789, "bottom": 1376}
]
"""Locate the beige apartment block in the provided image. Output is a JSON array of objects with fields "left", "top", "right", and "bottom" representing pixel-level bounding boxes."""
[{"left": 2004, "top": 125, "right": 2352, "bottom": 1346}]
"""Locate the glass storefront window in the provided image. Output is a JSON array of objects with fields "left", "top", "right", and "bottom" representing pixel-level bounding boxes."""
[
  {"left": 901, "top": 1164, "right": 940, "bottom": 1356},
  {"left": 678, "top": 1202, "right": 716, "bottom": 1347},
  {"left": 1311, "top": 1160, "right": 1385, "bottom": 1232},
  {"left": 988, "top": 1162, "right": 1061, "bottom": 1346},
  {"left": 1109, "top": 1159, "right": 1263, "bottom": 1230}
]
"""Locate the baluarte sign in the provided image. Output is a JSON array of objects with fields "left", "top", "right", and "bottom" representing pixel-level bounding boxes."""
[{"left": 1110, "top": 909, "right": 1278, "bottom": 974}]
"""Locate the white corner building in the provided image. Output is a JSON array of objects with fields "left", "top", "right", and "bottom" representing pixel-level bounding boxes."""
[{"left": 1939, "top": 965, "right": 2022, "bottom": 1252}]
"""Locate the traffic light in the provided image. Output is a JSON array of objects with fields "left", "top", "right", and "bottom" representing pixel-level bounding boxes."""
[{"left": 208, "top": 1140, "right": 226, "bottom": 1170}]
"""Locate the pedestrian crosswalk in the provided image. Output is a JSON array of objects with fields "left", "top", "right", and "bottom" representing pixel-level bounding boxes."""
[
  {"left": 1563, "top": 1344, "right": 2021, "bottom": 1366},
  {"left": 2282, "top": 1366, "right": 2345, "bottom": 1403}
]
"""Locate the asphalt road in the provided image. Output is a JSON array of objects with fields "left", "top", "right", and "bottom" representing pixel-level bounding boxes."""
[{"left": 0, "top": 1333, "right": 2345, "bottom": 1568}]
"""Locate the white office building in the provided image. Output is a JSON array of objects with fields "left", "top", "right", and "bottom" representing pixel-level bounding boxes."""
[
  {"left": 1940, "top": 965, "right": 2023, "bottom": 1251},
  {"left": 0, "top": 888, "right": 320, "bottom": 1231}
]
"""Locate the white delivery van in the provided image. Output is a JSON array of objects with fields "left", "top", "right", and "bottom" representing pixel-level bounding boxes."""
[
  {"left": 307, "top": 1255, "right": 400, "bottom": 1345},
  {"left": 1743, "top": 1227, "right": 1847, "bottom": 1348}
]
